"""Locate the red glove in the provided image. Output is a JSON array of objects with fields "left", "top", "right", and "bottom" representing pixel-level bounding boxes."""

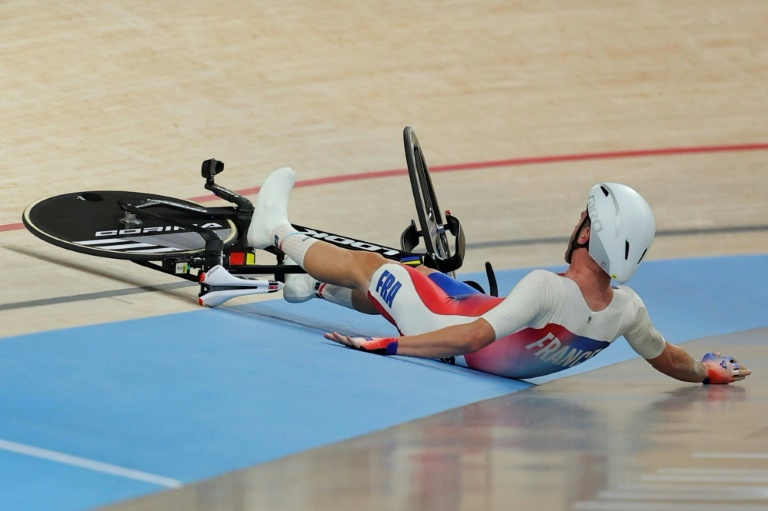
[
  {"left": 324, "top": 333, "right": 399, "bottom": 355},
  {"left": 701, "top": 352, "right": 741, "bottom": 384},
  {"left": 357, "top": 337, "right": 399, "bottom": 355}
]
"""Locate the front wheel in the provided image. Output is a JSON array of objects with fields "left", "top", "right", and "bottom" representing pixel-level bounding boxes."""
[{"left": 404, "top": 126, "right": 455, "bottom": 271}]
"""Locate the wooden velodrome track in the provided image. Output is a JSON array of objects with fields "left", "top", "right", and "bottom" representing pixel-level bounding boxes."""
[{"left": 1, "top": 1, "right": 767, "bottom": 510}]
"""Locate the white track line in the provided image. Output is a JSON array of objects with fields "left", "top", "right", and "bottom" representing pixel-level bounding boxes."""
[
  {"left": 642, "top": 468, "right": 768, "bottom": 484},
  {"left": 573, "top": 501, "right": 767, "bottom": 511},
  {"left": 694, "top": 452, "right": 768, "bottom": 460},
  {"left": 0, "top": 439, "right": 183, "bottom": 488}
]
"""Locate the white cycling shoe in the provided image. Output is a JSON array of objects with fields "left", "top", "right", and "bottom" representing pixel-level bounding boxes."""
[
  {"left": 283, "top": 272, "right": 319, "bottom": 303},
  {"left": 281, "top": 256, "right": 318, "bottom": 303},
  {"left": 247, "top": 166, "right": 296, "bottom": 249}
]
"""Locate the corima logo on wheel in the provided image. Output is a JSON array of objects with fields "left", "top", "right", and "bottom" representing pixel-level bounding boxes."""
[{"left": 94, "top": 223, "right": 226, "bottom": 236}]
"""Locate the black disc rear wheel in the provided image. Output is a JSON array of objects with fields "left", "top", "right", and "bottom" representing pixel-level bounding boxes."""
[{"left": 23, "top": 191, "right": 237, "bottom": 261}]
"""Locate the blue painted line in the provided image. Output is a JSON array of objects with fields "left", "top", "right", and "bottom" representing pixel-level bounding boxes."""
[{"left": 0, "top": 254, "right": 764, "bottom": 510}]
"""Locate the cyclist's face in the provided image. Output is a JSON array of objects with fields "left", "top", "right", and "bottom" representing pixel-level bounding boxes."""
[{"left": 571, "top": 210, "right": 588, "bottom": 239}]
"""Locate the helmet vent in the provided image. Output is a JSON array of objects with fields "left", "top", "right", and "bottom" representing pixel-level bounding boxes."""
[
  {"left": 624, "top": 240, "right": 630, "bottom": 260},
  {"left": 600, "top": 186, "right": 610, "bottom": 197},
  {"left": 638, "top": 248, "right": 648, "bottom": 264}
]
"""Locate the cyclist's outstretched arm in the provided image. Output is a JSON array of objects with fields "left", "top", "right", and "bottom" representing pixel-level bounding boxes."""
[
  {"left": 647, "top": 343, "right": 751, "bottom": 383},
  {"left": 326, "top": 271, "right": 552, "bottom": 358},
  {"left": 325, "top": 318, "right": 496, "bottom": 359},
  {"left": 625, "top": 307, "right": 751, "bottom": 384},
  {"left": 646, "top": 342, "right": 709, "bottom": 382}
]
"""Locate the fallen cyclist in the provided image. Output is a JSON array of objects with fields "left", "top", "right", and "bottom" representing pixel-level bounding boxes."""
[{"left": 243, "top": 166, "right": 750, "bottom": 384}]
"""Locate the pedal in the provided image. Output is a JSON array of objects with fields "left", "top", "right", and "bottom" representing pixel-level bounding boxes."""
[{"left": 198, "top": 265, "right": 283, "bottom": 307}]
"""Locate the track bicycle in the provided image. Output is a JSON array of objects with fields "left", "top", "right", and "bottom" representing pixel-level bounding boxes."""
[{"left": 23, "top": 127, "right": 478, "bottom": 307}]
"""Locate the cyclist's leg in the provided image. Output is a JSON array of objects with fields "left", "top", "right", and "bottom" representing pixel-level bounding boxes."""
[
  {"left": 247, "top": 166, "right": 386, "bottom": 294},
  {"left": 283, "top": 268, "right": 380, "bottom": 314},
  {"left": 284, "top": 263, "right": 476, "bottom": 315},
  {"left": 247, "top": 167, "right": 477, "bottom": 323},
  {"left": 365, "top": 263, "right": 498, "bottom": 335}
]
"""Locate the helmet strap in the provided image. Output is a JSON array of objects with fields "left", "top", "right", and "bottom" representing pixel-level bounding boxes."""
[{"left": 565, "top": 214, "right": 591, "bottom": 264}]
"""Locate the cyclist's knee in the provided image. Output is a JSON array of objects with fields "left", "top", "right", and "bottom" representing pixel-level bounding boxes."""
[{"left": 349, "top": 251, "right": 389, "bottom": 289}]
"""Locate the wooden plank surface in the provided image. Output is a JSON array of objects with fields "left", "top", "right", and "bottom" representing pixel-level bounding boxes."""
[{"left": 0, "top": 1, "right": 765, "bottom": 508}]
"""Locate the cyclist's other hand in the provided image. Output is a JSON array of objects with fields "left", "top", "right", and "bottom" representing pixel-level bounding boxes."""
[{"left": 701, "top": 352, "right": 751, "bottom": 384}]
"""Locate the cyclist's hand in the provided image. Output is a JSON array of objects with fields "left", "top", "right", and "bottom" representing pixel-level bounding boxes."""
[
  {"left": 701, "top": 352, "right": 751, "bottom": 384},
  {"left": 324, "top": 332, "right": 398, "bottom": 355}
]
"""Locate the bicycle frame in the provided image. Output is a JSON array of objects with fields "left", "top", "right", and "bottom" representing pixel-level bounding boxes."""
[
  {"left": 119, "top": 158, "right": 465, "bottom": 284},
  {"left": 22, "top": 128, "right": 473, "bottom": 306}
]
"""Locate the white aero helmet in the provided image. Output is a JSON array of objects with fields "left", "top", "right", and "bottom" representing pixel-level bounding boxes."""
[{"left": 586, "top": 182, "right": 655, "bottom": 283}]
